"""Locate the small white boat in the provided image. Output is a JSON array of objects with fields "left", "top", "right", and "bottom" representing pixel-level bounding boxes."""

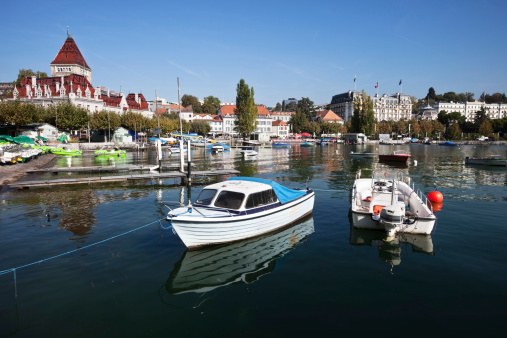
[
  {"left": 166, "top": 177, "right": 315, "bottom": 249},
  {"left": 240, "top": 146, "right": 258, "bottom": 157},
  {"left": 212, "top": 144, "right": 224, "bottom": 152},
  {"left": 350, "top": 170, "right": 436, "bottom": 236},
  {"left": 465, "top": 155, "right": 507, "bottom": 166}
]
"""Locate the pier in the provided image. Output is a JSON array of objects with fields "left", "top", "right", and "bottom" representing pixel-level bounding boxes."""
[{"left": 8, "top": 169, "right": 240, "bottom": 189}]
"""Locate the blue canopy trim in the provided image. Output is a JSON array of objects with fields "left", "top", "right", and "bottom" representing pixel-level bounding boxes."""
[{"left": 227, "top": 177, "right": 307, "bottom": 204}]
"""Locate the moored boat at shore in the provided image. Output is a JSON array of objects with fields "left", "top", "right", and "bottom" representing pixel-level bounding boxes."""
[
  {"left": 350, "top": 170, "right": 436, "bottom": 236},
  {"left": 165, "top": 177, "right": 315, "bottom": 250}
]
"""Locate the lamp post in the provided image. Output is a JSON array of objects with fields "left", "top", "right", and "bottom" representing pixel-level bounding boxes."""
[{"left": 108, "top": 110, "right": 110, "bottom": 143}]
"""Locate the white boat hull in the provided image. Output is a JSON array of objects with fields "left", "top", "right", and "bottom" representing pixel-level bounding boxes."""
[
  {"left": 168, "top": 192, "right": 315, "bottom": 249},
  {"left": 351, "top": 211, "right": 435, "bottom": 234}
]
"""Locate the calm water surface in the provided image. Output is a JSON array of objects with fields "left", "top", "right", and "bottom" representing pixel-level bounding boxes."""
[{"left": 1, "top": 143, "right": 506, "bottom": 337}]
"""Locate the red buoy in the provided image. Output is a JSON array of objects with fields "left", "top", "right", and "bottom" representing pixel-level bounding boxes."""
[{"left": 428, "top": 190, "right": 443, "bottom": 203}]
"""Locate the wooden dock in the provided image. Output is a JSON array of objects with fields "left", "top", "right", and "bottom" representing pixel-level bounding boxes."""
[
  {"left": 27, "top": 163, "right": 192, "bottom": 173},
  {"left": 8, "top": 169, "right": 241, "bottom": 189}
]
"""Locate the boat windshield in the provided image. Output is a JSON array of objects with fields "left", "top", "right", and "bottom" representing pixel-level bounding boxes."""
[
  {"left": 195, "top": 189, "right": 217, "bottom": 205},
  {"left": 245, "top": 189, "right": 278, "bottom": 209},
  {"left": 214, "top": 191, "right": 245, "bottom": 210}
]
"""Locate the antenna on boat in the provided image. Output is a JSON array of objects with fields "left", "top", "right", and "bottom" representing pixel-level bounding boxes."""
[{"left": 306, "top": 177, "right": 310, "bottom": 190}]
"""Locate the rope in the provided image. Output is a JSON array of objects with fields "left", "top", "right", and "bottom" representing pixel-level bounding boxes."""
[{"left": 0, "top": 218, "right": 171, "bottom": 277}]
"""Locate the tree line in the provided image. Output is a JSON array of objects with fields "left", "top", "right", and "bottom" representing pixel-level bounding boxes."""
[{"left": 0, "top": 100, "right": 215, "bottom": 138}]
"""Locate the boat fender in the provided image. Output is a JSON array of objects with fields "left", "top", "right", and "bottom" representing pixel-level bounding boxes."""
[
  {"left": 363, "top": 196, "right": 371, "bottom": 202},
  {"left": 428, "top": 190, "right": 443, "bottom": 203}
]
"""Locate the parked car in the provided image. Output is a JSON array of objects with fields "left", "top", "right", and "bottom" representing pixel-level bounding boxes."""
[{"left": 477, "top": 136, "right": 488, "bottom": 141}]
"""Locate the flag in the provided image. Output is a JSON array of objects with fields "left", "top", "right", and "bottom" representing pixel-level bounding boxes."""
[
  {"left": 375, "top": 82, "right": 378, "bottom": 88},
  {"left": 399, "top": 79, "right": 402, "bottom": 85},
  {"left": 354, "top": 75, "right": 356, "bottom": 83}
]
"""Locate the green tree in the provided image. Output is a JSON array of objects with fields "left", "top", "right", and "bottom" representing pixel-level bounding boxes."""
[
  {"left": 90, "top": 110, "right": 121, "bottom": 133},
  {"left": 273, "top": 102, "right": 282, "bottom": 112},
  {"left": 437, "top": 110, "right": 449, "bottom": 126},
  {"left": 14, "top": 69, "right": 48, "bottom": 87},
  {"left": 478, "top": 119, "right": 493, "bottom": 137},
  {"left": 408, "top": 118, "right": 421, "bottom": 137},
  {"left": 474, "top": 107, "right": 488, "bottom": 127},
  {"left": 121, "top": 110, "right": 149, "bottom": 132},
  {"left": 289, "top": 110, "right": 307, "bottom": 134},
  {"left": 201, "top": 102, "right": 217, "bottom": 115},
  {"left": 432, "top": 120, "right": 444, "bottom": 135},
  {"left": 0, "top": 100, "right": 37, "bottom": 126},
  {"left": 51, "top": 101, "right": 89, "bottom": 131},
  {"left": 302, "top": 121, "right": 320, "bottom": 135},
  {"left": 419, "top": 120, "right": 433, "bottom": 136},
  {"left": 203, "top": 96, "right": 221, "bottom": 111},
  {"left": 427, "top": 87, "right": 436, "bottom": 101},
  {"left": 445, "top": 123, "right": 461, "bottom": 140},
  {"left": 297, "top": 97, "right": 315, "bottom": 120},
  {"left": 181, "top": 94, "right": 202, "bottom": 114},
  {"left": 190, "top": 120, "right": 211, "bottom": 136},
  {"left": 234, "top": 79, "right": 257, "bottom": 138},
  {"left": 285, "top": 101, "right": 297, "bottom": 112}
]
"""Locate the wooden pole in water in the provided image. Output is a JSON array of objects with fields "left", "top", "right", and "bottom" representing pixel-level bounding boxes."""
[{"left": 187, "top": 139, "right": 192, "bottom": 184}]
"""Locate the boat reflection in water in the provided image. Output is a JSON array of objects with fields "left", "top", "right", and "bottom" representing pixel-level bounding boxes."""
[
  {"left": 349, "top": 223, "right": 434, "bottom": 272},
  {"left": 166, "top": 216, "right": 314, "bottom": 295}
]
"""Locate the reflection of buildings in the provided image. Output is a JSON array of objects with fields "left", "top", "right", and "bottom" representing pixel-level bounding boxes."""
[
  {"left": 166, "top": 217, "right": 314, "bottom": 295},
  {"left": 349, "top": 222, "right": 434, "bottom": 272}
]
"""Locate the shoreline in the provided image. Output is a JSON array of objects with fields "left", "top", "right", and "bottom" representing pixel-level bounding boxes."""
[{"left": 0, "top": 154, "right": 57, "bottom": 187}]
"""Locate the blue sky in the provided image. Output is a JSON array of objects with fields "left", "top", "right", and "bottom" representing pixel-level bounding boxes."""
[{"left": 1, "top": 0, "right": 506, "bottom": 106}]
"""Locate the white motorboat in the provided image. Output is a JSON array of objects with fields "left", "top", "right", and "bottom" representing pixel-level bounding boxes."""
[
  {"left": 465, "top": 155, "right": 507, "bottom": 166},
  {"left": 166, "top": 177, "right": 315, "bottom": 249},
  {"left": 166, "top": 217, "right": 314, "bottom": 294},
  {"left": 211, "top": 144, "right": 224, "bottom": 152},
  {"left": 350, "top": 170, "right": 436, "bottom": 236},
  {"left": 240, "top": 146, "right": 258, "bottom": 157}
]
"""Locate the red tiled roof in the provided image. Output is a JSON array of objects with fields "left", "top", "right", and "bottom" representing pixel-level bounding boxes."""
[
  {"left": 272, "top": 120, "right": 287, "bottom": 126},
  {"left": 14, "top": 74, "right": 95, "bottom": 100},
  {"left": 316, "top": 110, "right": 343, "bottom": 121},
  {"left": 51, "top": 36, "right": 91, "bottom": 70},
  {"left": 220, "top": 105, "right": 270, "bottom": 116}
]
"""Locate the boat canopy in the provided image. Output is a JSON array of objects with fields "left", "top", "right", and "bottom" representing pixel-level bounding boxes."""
[{"left": 227, "top": 177, "right": 307, "bottom": 204}]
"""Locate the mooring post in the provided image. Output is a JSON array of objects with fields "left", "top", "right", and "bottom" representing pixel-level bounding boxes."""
[
  {"left": 187, "top": 140, "right": 192, "bottom": 184},
  {"left": 179, "top": 139, "right": 184, "bottom": 172}
]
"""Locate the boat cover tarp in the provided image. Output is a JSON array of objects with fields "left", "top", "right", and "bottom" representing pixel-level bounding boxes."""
[
  {"left": 227, "top": 177, "right": 306, "bottom": 204},
  {"left": 206, "top": 143, "right": 231, "bottom": 149}
]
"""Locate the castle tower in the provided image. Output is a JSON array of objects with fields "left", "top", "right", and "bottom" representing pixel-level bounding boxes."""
[{"left": 50, "top": 34, "right": 92, "bottom": 83}]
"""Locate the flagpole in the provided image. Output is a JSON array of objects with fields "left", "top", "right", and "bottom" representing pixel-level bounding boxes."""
[{"left": 354, "top": 74, "right": 356, "bottom": 91}]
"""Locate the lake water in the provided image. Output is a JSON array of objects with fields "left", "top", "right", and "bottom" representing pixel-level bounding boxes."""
[{"left": 1, "top": 143, "right": 506, "bottom": 337}]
